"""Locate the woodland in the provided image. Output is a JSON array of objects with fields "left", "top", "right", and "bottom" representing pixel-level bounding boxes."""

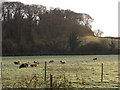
[{"left": 2, "top": 2, "right": 119, "bottom": 56}]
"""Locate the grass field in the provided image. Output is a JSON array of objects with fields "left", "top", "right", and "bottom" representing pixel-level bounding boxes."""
[{"left": 2, "top": 55, "right": 119, "bottom": 88}]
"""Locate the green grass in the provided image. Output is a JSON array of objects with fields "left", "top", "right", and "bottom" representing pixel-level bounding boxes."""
[{"left": 2, "top": 55, "right": 119, "bottom": 88}]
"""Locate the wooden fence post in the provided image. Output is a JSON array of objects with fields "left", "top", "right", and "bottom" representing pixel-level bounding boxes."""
[
  {"left": 50, "top": 74, "right": 53, "bottom": 88},
  {"left": 1, "top": 61, "right": 2, "bottom": 77},
  {"left": 0, "top": 62, "right": 2, "bottom": 89},
  {"left": 45, "top": 61, "right": 47, "bottom": 81},
  {"left": 101, "top": 63, "right": 103, "bottom": 82}
]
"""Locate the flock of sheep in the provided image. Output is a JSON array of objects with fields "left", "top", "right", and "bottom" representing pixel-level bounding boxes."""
[
  {"left": 49, "top": 60, "right": 66, "bottom": 64},
  {"left": 14, "top": 57, "right": 97, "bottom": 69},
  {"left": 14, "top": 61, "right": 40, "bottom": 69},
  {"left": 14, "top": 60, "right": 66, "bottom": 69}
]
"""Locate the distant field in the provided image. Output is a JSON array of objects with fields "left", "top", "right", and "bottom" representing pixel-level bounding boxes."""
[
  {"left": 2, "top": 55, "right": 119, "bottom": 88},
  {"left": 79, "top": 36, "right": 119, "bottom": 47}
]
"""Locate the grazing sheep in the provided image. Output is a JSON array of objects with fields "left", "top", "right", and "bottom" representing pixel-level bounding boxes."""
[
  {"left": 33, "top": 61, "right": 40, "bottom": 64},
  {"left": 49, "top": 60, "right": 54, "bottom": 63},
  {"left": 30, "top": 63, "right": 38, "bottom": 67},
  {"left": 14, "top": 61, "right": 20, "bottom": 65},
  {"left": 93, "top": 58, "right": 97, "bottom": 60},
  {"left": 60, "top": 61, "right": 66, "bottom": 64},
  {"left": 19, "top": 63, "right": 28, "bottom": 69}
]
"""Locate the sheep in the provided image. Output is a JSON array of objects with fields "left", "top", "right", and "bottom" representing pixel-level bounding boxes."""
[
  {"left": 30, "top": 63, "right": 38, "bottom": 67},
  {"left": 19, "top": 63, "right": 28, "bottom": 69},
  {"left": 49, "top": 60, "right": 54, "bottom": 63},
  {"left": 14, "top": 61, "right": 20, "bottom": 65},
  {"left": 60, "top": 61, "right": 66, "bottom": 64},
  {"left": 33, "top": 61, "right": 40, "bottom": 65},
  {"left": 93, "top": 58, "right": 97, "bottom": 60},
  {"left": 29, "top": 61, "right": 40, "bottom": 67}
]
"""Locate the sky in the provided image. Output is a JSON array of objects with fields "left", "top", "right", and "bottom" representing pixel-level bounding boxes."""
[{"left": 2, "top": 0, "right": 119, "bottom": 37}]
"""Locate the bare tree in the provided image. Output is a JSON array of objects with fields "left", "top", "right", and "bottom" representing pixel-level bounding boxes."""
[{"left": 93, "top": 29, "right": 104, "bottom": 37}]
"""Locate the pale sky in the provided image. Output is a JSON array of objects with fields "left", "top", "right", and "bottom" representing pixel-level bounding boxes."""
[{"left": 3, "top": 0, "right": 120, "bottom": 37}]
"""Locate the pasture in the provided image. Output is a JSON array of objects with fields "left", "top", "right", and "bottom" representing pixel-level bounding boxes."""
[{"left": 2, "top": 55, "right": 119, "bottom": 88}]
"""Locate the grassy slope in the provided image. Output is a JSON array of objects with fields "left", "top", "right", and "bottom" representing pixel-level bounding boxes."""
[{"left": 79, "top": 36, "right": 119, "bottom": 48}]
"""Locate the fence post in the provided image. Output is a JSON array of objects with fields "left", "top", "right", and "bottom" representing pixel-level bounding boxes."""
[
  {"left": 0, "top": 62, "right": 2, "bottom": 89},
  {"left": 0, "top": 61, "right": 2, "bottom": 77},
  {"left": 101, "top": 63, "right": 103, "bottom": 82},
  {"left": 45, "top": 61, "right": 47, "bottom": 81},
  {"left": 50, "top": 74, "right": 53, "bottom": 88}
]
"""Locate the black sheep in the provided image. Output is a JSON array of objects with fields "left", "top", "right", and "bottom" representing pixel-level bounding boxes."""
[
  {"left": 93, "top": 58, "right": 97, "bottom": 60},
  {"left": 14, "top": 61, "right": 20, "bottom": 65},
  {"left": 19, "top": 63, "right": 28, "bottom": 69},
  {"left": 49, "top": 60, "right": 54, "bottom": 63}
]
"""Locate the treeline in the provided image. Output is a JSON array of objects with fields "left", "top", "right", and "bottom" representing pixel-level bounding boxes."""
[{"left": 2, "top": 2, "right": 119, "bottom": 56}]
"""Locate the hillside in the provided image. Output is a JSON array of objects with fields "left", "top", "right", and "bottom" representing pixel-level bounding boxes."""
[{"left": 2, "top": 2, "right": 119, "bottom": 56}]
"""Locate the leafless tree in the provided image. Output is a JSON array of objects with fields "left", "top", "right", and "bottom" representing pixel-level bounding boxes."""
[{"left": 93, "top": 29, "right": 104, "bottom": 37}]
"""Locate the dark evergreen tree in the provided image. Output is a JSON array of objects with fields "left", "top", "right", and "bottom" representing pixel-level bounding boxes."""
[{"left": 68, "top": 32, "right": 81, "bottom": 52}]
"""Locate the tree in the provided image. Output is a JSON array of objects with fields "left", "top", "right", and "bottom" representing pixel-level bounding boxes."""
[
  {"left": 68, "top": 32, "right": 81, "bottom": 52},
  {"left": 2, "top": 1, "right": 94, "bottom": 55},
  {"left": 79, "top": 13, "right": 94, "bottom": 28},
  {"left": 93, "top": 29, "right": 104, "bottom": 37},
  {"left": 109, "top": 41, "right": 115, "bottom": 52}
]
